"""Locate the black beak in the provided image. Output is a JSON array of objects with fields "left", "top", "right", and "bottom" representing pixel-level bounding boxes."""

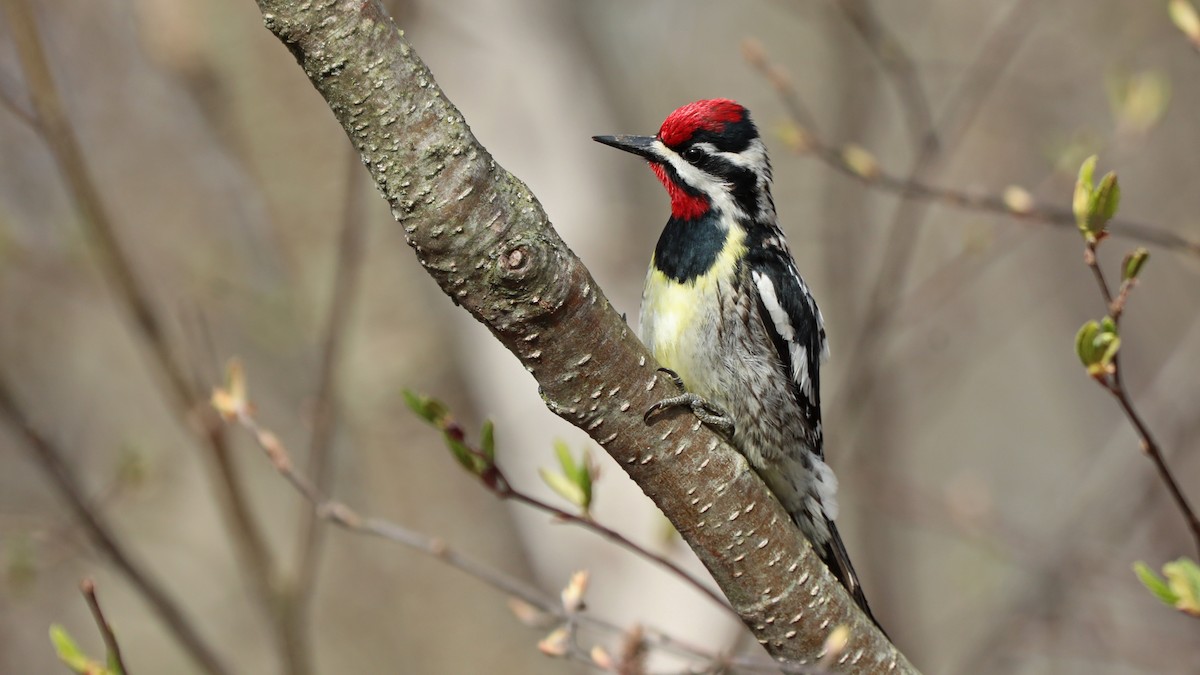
[{"left": 592, "top": 134, "right": 660, "bottom": 162}]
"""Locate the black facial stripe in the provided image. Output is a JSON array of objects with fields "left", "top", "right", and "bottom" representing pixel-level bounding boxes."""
[
  {"left": 658, "top": 160, "right": 706, "bottom": 198},
  {"left": 687, "top": 154, "right": 760, "bottom": 216},
  {"left": 653, "top": 211, "right": 726, "bottom": 283},
  {"left": 683, "top": 117, "right": 758, "bottom": 153}
]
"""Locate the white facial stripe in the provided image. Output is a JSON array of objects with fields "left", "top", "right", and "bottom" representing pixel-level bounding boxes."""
[
  {"left": 653, "top": 139, "right": 745, "bottom": 219},
  {"left": 714, "top": 138, "right": 768, "bottom": 170}
]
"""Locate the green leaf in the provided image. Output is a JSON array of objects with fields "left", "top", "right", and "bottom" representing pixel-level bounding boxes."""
[
  {"left": 577, "top": 448, "right": 593, "bottom": 511},
  {"left": 1073, "top": 155, "right": 1098, "bottom": 233},
  {"left": 1076, "top": 319, "right": 1120, "bottom": 376},
  {"left": 446, "top": 435, "right": 481, "bottom": 474},
  {"left": 1090, "top": 171, "right": 1121, "bottom": 226},
  {"left": 549, "top": 442, "right": 594, "bottom": 513},
  {"left": 1075, "top": 320, "right": 1100, "bottom": 367},
  {"left": 1135, "top": 561, "right": 1178, "bottom": 605},
  {"left": 480, "top": 419, "right": 496, "bottom": 464},
  {"left": 539, "top": 467, "right": 586, "bottom": 508},
  {"left": 1163, "top": 558, "right": 1200, "bottom": 616},
  {"left": 1170, "top": 0, "right": 1200, "bottom": 42},
  {"left": 1073, "top": 156, "right": 1121, "bottom": 242},
  {"left": 1122, "top": 248, "right": 1149, "bottom": 281},
  {"left": 402, "top": 389, "right": 448, "bottom": 425},
  {"left": 49, "top": 624, "right": 108, "bottom": 674},
  {"left": 554, "top": 440, "right": 579, "bottom": 482},
  {"left": 1096, "top": 334, "right": 1121, "bottom": 371},
  {"left": 1107, "top": 70, "right": 1172, "bottom": 134},
  {"left": 49, "top": 624, "right": 86, "bottom": 669}
]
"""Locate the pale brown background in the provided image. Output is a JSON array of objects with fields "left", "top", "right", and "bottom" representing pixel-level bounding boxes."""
[{"left": 1, "top": 1, "right": 1198, "bottom": 673}]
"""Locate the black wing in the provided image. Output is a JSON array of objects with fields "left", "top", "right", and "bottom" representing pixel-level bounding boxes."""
[{"left": 746, "top": 240, "right": 828, "bottom": 455}]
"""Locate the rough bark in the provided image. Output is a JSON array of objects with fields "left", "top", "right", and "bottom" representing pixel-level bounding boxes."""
[{"left": 251, "top": 1, "right": 917, "bottom": 671}]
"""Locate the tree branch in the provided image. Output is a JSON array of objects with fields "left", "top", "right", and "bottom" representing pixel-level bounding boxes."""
[
  {"left": 80, "top": 578, "right": 129, "bottom": 675},
  {"left": 249, "top": 0, "right": 915, "bottom": 670},
  {"left": 0, "top": 378, "right": 232, "bottom": 675},
  {"left": 0, "top": 1, "right": 293, "bottom": 668},
  {"left": 1082, "top": 244, "right": 1200, "bottom": 557},
  {"left": 225, "top": 397, "right": 835, "bottom": 673}
]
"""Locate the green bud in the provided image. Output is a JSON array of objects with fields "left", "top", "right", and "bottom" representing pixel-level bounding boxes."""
[
  {"left": 480, "top": 419, "right": 496, "bottom": 464},
  {"left": 1073, "top": 156, "right": 1120, "bottom": 242},
  {"left": 1093, "top": 333, "right": 1121, "bottom": 375},
  {"left": 1122, "top": 247, "right": 1149, "bottom": 281},
  {"left": 446, "top": 435, "right": 483, "bottom": 475},
  {"left": 1135, "top": 558, "right": 1200, "bottom": 617},
  {"left": 553, "top": 440, "right": 577, "bottom": 478},
  {"left": 1075, "top": 320, "right": 1100, "bottom": 367},
  {"left": 539, "top": 467, "right": 587, "bottom": 509},
  {"left": 546, "top": 441, "right": 594, "bottom": 513},
  {"left": 1090, "top": 171, "right": 1121, "bottom": 229},
  {"left": 1134, "top": 561, "right": 1178, "bottom": 606},
  {"left": 1075, "top": 319, "right": 1120, "bottom": 377},
  {"left": 1073, "top": 155, "right": 1098, "bottom": 235},
  {"left": 50, "top": 624, "right": 110, "bottom": 674},
  {"left": 1170, "top": 0, "right": 1200, "bottom": 43},
  {"left": 402, "top": 389, "right": 448, "bottom": 426},
  {"left": 1163, "top": 557, "right": 1200, "bottom": 616}
]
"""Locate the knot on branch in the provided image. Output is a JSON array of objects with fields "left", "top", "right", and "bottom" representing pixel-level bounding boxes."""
[{"left": 498, "top": 243, "right": 532, "bottom": 280}]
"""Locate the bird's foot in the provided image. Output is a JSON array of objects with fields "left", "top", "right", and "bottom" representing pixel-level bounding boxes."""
[{"left": 644, "top": 369, "right": 735, "bottom": 437}]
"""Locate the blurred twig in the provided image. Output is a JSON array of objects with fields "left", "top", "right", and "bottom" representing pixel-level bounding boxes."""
[
  {"left": 1081, "top": 241, "right": 1200, "bottom": 556},
  {"left": 219, "top": 392, "right": 826, "bottom": 674},
  {"left": 0, "top": 84, "right": 37, "bottom": 129},
  {"left": 831, "top": 0, "right": 937, "bottom": 151},
  {"left": 503, "top": 486, "right": 738, "bottom": 620},
  {"left": 0, "top": 378, "right": 231, "bottom": 675},
  {"left": 753, "top": 0, "right": 1039, "bottom": 637},
  {"left": 746, "top": 35, "right": 1197, "bottom": 259},
  {"left": 403, "top": 402, "right": 740, "bottom": 619},
  {"left": 0, "top": 1, "right": 296, "bottom": 670},
  {"left": 282, "top": 145, "right": 370, "bottom": 669},
  {"left": 80, "top": 578, "right": 129, "bottom": 675}
]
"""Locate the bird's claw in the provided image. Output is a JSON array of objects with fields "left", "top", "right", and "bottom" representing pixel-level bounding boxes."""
[
  {"left": 644, "top": 390, "right": 735, "bottom": 437},
  {"left": 656, "top": 367, "right": 686, "bottom": 391}
]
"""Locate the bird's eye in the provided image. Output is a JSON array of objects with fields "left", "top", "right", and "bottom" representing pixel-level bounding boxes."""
[{"left": 683, "top": 146, "right": 705, "bottom": 162}]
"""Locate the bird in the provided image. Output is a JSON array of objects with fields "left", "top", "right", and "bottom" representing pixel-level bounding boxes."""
[{"left": 593, "top": 99, "right": 879, "bottom": 628}]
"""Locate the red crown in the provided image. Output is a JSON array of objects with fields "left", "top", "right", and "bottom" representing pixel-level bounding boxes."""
[{"left": 658, "top": 99, "right": 746, "bottom": 147}]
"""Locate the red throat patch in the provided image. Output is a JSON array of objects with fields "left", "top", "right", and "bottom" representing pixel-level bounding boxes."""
[
  {"left": 657, "top": 99, "right": 745, "bottom": 147},
  {"left": 651, "top": 163, "right": 709, "bottom": 220}
]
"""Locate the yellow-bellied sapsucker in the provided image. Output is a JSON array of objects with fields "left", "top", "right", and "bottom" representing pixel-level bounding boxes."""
[{"left": 594, "top": 99, "right": 879, "bottom": 627}]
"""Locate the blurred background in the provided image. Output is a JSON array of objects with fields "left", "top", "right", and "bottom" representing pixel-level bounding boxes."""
[{"left": 1, "top": 0, "right": 1199, "bottom": 673}]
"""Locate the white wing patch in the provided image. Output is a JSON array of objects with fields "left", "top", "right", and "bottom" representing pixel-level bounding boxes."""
[
  {"left": 815, "top": 303, "right": 830, "bottom": 364},
  {"left": 753, "top": 270, "right": 811, "bottom": 396}
]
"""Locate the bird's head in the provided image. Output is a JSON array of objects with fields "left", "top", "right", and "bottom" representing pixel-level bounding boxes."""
[{"left": 594, "top": 99, "right": 773, "bottom": 222}]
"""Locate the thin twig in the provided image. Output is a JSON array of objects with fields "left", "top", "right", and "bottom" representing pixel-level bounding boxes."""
[
  {"left": 282, "top": 143, "right": 370, "bottom": 670},
  {"left": 401, "top": 402, "right": 740, "bottom": 620},
  {"left": 747, "top": 37, "right": 1196, "bottom": 259},
  {"left": 755, "top": 0, "right": 1040, "bottom": 630},
  {"left": 501, "top": 485, "right": 738, "bottom": 620},
  {"left": 1, "top": 0, "right": 289, "bottom": 665},
  {"left": 224, "top": 404, "right": 822, "bottom": 674},
  {"left": 832, "top": 0, "right": 937, "bottom": 151},
  {"left": 0, "top": 83, "right": 38, "bottom": 129},
  {"left": 1082, "top": 245, "right": 1200, "bottom": 557},
  {"left": 0, "top": 378, "right": 231, "bottom": 675},
  {"left": 80, "top": 578, "right": 129, "bottom": 675}
]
